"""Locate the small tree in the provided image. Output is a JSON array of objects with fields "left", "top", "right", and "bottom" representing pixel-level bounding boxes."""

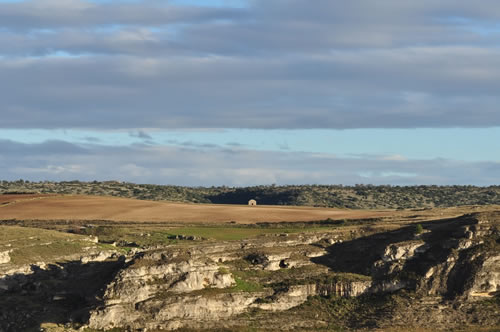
[{"left": 415, "top": 224, "right": 424, "bottom": 235}]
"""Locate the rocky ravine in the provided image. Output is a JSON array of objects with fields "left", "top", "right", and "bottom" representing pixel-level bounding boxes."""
[
  {"left": 1, "top": 212, "right": 499, "bottom": 331},
  {"left": 88, "top": 212, "right": 499, "bottom": 331}
]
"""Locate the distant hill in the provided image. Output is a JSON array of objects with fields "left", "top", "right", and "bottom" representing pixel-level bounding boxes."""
[{"left": 1, "top": 180, "right": 499, "bottom": 209}]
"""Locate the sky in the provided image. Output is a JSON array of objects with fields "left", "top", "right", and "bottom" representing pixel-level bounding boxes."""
[{"left": 0, "top": 0, "right": 499, "bottom": 186}]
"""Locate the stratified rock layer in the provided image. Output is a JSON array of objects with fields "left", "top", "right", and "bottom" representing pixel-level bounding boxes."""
[{"left": 87, "top": 212, "right": 500, "bottom": 331}]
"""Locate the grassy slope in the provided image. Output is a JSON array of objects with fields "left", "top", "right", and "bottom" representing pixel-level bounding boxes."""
[{"left": 0, "top": 226, "right": 97, "bottom": 265}]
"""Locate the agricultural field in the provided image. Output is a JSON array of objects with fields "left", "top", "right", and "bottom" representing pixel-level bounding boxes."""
[
  {"left": 0, "top": 194, "right": 392, "bottom": 224},
  {"left": 2, "top": 180, "right": 500, "bottom": 209},
  {"left": 1, "top": 193, "right": 499, "bottom": 332}
]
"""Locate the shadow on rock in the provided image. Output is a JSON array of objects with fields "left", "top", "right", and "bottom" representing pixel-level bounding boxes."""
[
  {"left": 312, "top": 214, "right": 498, "bottom": 299},
  {"left": 311, "top": 225, "right": 418, "bottom": 276},
  {"left": 0, "top": 258, "right": 126, "bottom": 332}
]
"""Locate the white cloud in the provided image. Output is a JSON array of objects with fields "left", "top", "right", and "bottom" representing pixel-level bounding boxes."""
[
  {"left": 380, "top": 155, "right": 408, "bottom": 162},
  {"left": 1, "top": 139, "right": 499, "bottom": 185},
  {"left": 13, "top": 164, "right": 83, "bottom": 175}
]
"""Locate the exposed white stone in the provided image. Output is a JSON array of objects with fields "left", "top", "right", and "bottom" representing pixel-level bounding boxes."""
[
  {"left": 80, "top": 250, "right": 117, "bottom": 264},
  {"left": 468, "top": 255, "right": 500, "bottom": 298},
  {"left": 317, "top": 281, "right": 371, "bottom": 297},
  {"left": 169, "top": 270, "right": 235, "bottom": 293},
  {"left": 382, "top": 240, "right": 429, "bottom": 262},
  {"left": 255, "top": 284, "right": 317, "bottom": 311},
  {"left": 0, "top": 250, "right": 12, "bottom": 264}
]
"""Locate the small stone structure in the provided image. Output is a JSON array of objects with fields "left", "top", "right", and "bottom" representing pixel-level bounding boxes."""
[{"left": 248, "top": 199, "right": 257, "bottom": 206}]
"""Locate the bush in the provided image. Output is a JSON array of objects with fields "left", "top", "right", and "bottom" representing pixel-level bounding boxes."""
[{"left": 414, "top": 224, "right": 424, "bottom": 235}]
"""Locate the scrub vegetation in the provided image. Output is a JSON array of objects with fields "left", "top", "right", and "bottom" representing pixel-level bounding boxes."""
[{"left": 2, "top": 180, "right": 500, "bottom": 209}]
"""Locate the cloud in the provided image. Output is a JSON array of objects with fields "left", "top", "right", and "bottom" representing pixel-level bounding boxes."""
[
  {"left": 1, "top": 48, "right": 500, "bottom": 129},
  {"left": 380, "top": 155, "right": 408, "bottom": 162},
  {"left": 0, "top": 0, "right": 244, "bottom": 30},
  {"left": 179, "top": 141, "right": 219, "bottom": 148},
  {"left": 129, "top": 130, "right": 152, "bottom": 140},
  {"left": 1, "top": 1, "right": 500, "bottom": 130},
  {"left": 15, "top": 164, "right": 83, "bottom": 175},
  {"left": 226, "top": 142, "right": 246, "bottom": 147},
  {"left": 0, "top": 139, "right": 88, "bottom": 155},
  {"left": 1, "top": 139, "right": 499, "bottom": 186},
  {"left": 84, "top": 136, "right": 101, "bottom": 142}
]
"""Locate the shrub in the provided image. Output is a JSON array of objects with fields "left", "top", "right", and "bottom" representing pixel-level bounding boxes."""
[{"left": 414, "top": 224, "right": 424, "bottom": 235}]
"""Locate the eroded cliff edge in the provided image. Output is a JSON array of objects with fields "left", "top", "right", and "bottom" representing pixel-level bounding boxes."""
[
  {"left": 87, "top": 212, "right": 500, "bottom": 331},
  {"left": 1, "top": 212, "right": 499, "bottom": 331}
]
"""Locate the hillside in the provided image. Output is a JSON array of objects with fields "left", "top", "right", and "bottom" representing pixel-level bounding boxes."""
[{"left": 1, "top": 180, "right": 500, "bottom": 209}]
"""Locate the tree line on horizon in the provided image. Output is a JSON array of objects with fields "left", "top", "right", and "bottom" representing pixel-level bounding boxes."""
[{"left": 1, "top": 180, "right": 499, "bottom": 209}]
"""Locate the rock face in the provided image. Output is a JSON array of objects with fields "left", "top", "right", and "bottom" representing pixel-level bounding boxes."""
[
  {"left": 254, "top": 284, "right": 317, "bottom": 311},
  {"left": 87, "top": 233, "right": 371, "bottom": 330},
  {"left": 316, "top": 281, "right": 372, "bottom": 297},
  {"left": 409, "top": 214, "right": 500, "bottom": 300},
  {"left": 80, "top": 250, "right": 119, "bottom": 264},
  {"left": 468, "top": 254, "right": 500, "bottom": 298},
  {"left": 98, "top": 251, "right": 236, "bottom": 304},
  {"left": 381, "top": 240, "right": 428, "bottom": 262},
  {"left": 2, "top": 212, "right": 499, "bottom": 331},
  {"left": 0, "top": 257, "right": 126, "bottom": 332},
  {"left": 86, "top": 213, "right": 500, "bottom": 331},
  {"left": 0, "top": 250, "right": 11, "bottom": 264},
  {"left": 90, "top": 291, "right": 264, "bottom": 331}
]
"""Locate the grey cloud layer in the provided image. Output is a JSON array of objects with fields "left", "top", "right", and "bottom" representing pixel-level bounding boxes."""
[
  {"left": 0, "top": 0, "right": 244, "bottom": 29},
  {"left": 1, "top": 139, "right": 499, "bottom": 186},
  {"left": 1, "top": 0, "right": 499, "bottom": 129}
]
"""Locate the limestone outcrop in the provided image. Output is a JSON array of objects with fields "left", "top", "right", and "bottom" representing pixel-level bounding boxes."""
[
  {"left": 86, "top": 213, "right": 499, "bottom": 330},
  {"left": 1, "top": 212, "right": 499, "bottom": 331},
  {"left": 0, "top": 250, "right": 11, "bottom": 264}
]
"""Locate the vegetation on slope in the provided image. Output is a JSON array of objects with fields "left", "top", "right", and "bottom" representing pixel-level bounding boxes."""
[
  {"left": 0, "top": 226, "right": 97, "bottom": 265},
  {"left": 1, "top": 179, "right": 500, "bottom": 209}
]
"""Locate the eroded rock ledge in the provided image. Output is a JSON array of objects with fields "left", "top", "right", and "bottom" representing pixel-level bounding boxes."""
[
  {"left": 1, "top": 212, "right": 498, "bottom": 331},
  {"left": 87, "top": 213, "right": 499, "bottom": 331}
]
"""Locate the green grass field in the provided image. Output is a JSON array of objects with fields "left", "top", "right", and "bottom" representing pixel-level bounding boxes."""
[
  {"left": 80, "top": 224, "right": 333, "bottom": 245},
  {"left": 166, "top": 226, "right": 325, "bottom": 241}
]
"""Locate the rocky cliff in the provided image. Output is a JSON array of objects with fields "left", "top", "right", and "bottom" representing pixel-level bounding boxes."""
[
  {"left": 84, "top": 212, "right": 500, "bottom": 331},
  {"left": 1, "top": 212, "right": 499, "bottom": 331}
]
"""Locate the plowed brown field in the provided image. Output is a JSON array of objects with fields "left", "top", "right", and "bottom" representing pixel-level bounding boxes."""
[
  {"left": 0, "top": 195, "right": 391, "bottom": 223},
  {"left": 0, "top": 194, "right": 54, "bottom": 205}
]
